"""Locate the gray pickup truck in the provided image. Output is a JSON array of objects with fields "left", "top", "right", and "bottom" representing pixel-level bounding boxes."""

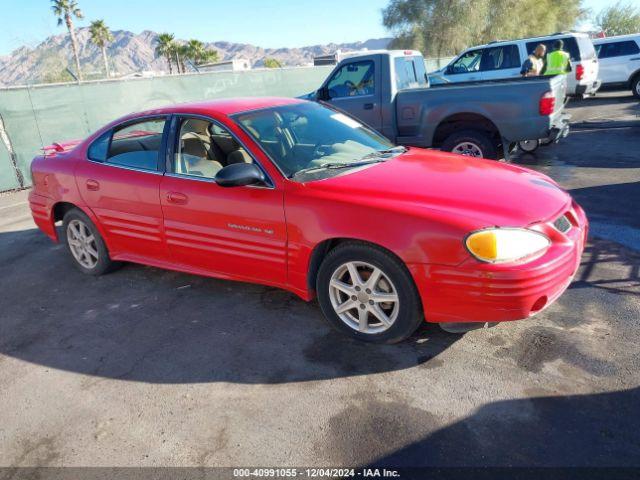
[{"left": 304, "top": 50, "right": 570, "bottom": 159}]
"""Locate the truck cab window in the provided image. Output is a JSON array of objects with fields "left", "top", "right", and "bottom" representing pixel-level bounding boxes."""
[
  {"left": 327, "top": 61, "right": 375, "bottom": 98},
  {"left": 395, "top": 56, "right": 428, "bottom": 90}
]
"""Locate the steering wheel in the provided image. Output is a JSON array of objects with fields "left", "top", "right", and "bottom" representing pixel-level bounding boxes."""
[{"left": 312, "top": 143, "right": 331, "bottom": 158}]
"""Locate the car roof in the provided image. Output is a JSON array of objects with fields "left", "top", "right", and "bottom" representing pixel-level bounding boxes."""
[
  {"left": 134, "top": 96, "right": 305, "bottom": 118},
  {"left": 593, "top": 33, "right": 640, "bottom": 44},
  {"left": 465, "top": 31, "right": 589, "bottom": 50}
]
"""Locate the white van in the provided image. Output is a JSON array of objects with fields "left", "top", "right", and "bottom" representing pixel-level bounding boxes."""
[
  {"left": 593, "top": 34, "right": 640, "bottom": 98},
  {"left": 430, "top": 32, "right": 600, "bottom": 97}
]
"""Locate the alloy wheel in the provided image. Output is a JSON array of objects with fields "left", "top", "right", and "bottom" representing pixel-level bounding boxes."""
[
  {"left": 67, "top": 219, "right": 99, "bottom": 269},
  {"left": 328, "top": 261, "right": 400, "bottom": 334},
  {"left": 452, "top": 142, "right": 483, "bottom": 157}
]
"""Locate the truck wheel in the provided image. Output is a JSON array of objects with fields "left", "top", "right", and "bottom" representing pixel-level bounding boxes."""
[
  {"left": 518, "top": 139, "right": 539, "bottom": 152},
  {"left": 632, "top": 75, "right": 640, "bottom": 99},
  {"left": 62, "top": 208, "right": 118, "bottom": 276},
  {"left": 441, "top": 130, "right": 497, "bottom": 159},
  {"left": 316, "top": 242, "right": 424, "bottom": 344}
]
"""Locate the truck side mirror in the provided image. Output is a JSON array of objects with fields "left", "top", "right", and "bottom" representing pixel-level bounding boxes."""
[{"left": 317, "top": 86, "right": 330, "bottom": 101}]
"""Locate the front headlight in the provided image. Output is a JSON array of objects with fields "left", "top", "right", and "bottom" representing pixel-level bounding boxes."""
[{"left": 465, "top": 228, "right": 550, "bottom": 264}]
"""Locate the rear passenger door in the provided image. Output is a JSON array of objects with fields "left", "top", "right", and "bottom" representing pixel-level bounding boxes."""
[
  {"left": 75, "top": 116, "right": 170, "bottom": 261},
  {"left": 479, "top": 44, "right": 522, "bottom": 80}
]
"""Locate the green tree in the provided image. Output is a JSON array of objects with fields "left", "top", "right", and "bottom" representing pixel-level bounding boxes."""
[
  {"left": 595, "top": 1, "right": 640, "bottom": 36},
  {"left": 183, "top": 39, "right": 219, "bottom": 65},
  {"left": 383, "top": 0, "right": 586, "bottom": 58},
  {"left": 155, "top": 33, "right": 176, "bottom": 74},
  {"left": 89, "top": 19, "right": 114, "bottom": 78},
  {"left": 263, "top": 57, "right": 283, "bottom": 68},
  {"left": 51, "top": 0, "right": 84, "bottom": 81}
]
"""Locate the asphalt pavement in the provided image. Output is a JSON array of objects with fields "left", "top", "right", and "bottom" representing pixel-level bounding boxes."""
[{"left": 0, "top": 91, "right": 638, "bottom": 470}]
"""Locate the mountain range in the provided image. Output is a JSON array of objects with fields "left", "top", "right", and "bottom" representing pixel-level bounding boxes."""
[{"left": 0, "top": 29, "right": 392, "bottom": 87}]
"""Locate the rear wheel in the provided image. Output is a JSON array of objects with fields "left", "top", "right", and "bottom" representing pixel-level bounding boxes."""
[
  {"left": 316, "top": 242, "right": 423, "bottom": 343},
  {"left": 62, "top": 208, "right": 117, "bottom": 276},
  {"left": 441, "top": 129, "right": 498, "bottom": 160}
]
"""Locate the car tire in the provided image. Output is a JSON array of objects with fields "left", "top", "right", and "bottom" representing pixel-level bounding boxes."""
[
  {"left": 441, "top": 129, "right": 498, "bottom": 160},
  {"left": 518, "top": 139, "right": 539, "bottom": 152},
  {"left": 62, "top": 208, "right": 118, "bottom": 276},
  {"left": 632, "top": 75, "right": 640, "bottom": 100},
  {"left": 316, "top": 242, "right": 424, "bottom": 344}
]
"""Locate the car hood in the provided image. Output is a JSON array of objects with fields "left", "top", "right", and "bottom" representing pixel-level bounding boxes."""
[{"left": 300, "top": 148, "right": 571, "bottom": 227}]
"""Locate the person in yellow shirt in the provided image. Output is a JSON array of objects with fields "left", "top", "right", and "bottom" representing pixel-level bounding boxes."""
[{"left": 543, "top": 40, "right": 572, "bottom": 76}]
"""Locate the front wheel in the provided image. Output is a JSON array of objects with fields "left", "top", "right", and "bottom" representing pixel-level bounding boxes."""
[
  {"left": 632, "top": 75, "right": 640, "bottom": 99},
  {"left": 62, "top": 208, "right": 118, "bottom": 276},
  {"left": 441, "top": 129, "right": 498, "bottom": 160},
  {"left": 316, "top": 243, "right": 423, "bottom": 343}
]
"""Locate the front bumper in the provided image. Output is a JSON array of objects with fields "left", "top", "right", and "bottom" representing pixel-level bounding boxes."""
[{"left": 412, "top": 201, "right": 588, "bottom": 323}]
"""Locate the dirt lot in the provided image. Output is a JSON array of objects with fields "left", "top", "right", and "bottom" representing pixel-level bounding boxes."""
[{"left": 0, "top": 92, "right": 639, "bottom": 470}]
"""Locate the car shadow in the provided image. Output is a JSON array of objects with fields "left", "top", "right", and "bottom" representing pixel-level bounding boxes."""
[
  {"left": 363, "top": 387, "right": 640, "bottom": 469},
  {"left": 0, "top": 226, "right": 461, "bottom": 385},
  {"left": 511, "top": 126, "right": 640, "bottom": 169}
]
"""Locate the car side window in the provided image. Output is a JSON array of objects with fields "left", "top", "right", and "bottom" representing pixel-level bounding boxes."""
[
  {"left": 87, "top": 131, "right": 111, "bottom": 162},
  {"left": 173, "top": 117, "right": 253, "bottom": 179},
  {"left": 596, "top": 41, "right": 640, "bottom": 59},
  {"left": 449, "top": 49, "right": 482, "bottom": 74},
  {"left": 104, "top": 118, "right": 167, "bottom": 171},
  {"left": 479, "top": 45, "right": 521, "bottom": 71},
  {"left": 327, "top": 61, "right": 375, "bottom": 98}
]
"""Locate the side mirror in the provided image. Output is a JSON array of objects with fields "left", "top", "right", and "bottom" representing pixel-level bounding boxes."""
[
  {"left": 317, "top": 86, "right": 330, "bottom": 101},
  {"left": 215, "top": 163, "right": 265, "bottom": 187}
]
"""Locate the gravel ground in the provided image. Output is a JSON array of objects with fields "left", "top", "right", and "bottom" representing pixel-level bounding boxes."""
[{"left": 0, "top": 91, "right": 638, "bottom": 471}]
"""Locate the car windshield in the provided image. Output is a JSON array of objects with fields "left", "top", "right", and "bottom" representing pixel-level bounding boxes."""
[{"left": 233, "top": 102, "right": 399, "bottom": 181}]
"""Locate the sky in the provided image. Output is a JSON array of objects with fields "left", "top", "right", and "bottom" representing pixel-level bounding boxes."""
[{"left": 0, "top": 0, "right": 616, "bottom": 56}]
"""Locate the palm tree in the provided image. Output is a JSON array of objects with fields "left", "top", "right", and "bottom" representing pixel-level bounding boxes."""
[
  {"left": 185, "top": 39, "right": 206, "bottom": 64},
  {"left": 89, "top": 20, "right": 114, "bottom": 78},
  {"left": 51, "top": 0, "right": 84, "bottom": 81},
  {"left": 155, "top": 33, "right": 175, "bottom": 74}
]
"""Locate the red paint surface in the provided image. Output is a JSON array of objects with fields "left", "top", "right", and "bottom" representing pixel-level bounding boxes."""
[{"left": 28, "top": 98, "right": 588, "bottom": 324}]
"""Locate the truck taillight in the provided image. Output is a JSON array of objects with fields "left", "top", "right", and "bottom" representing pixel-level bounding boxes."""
[
  {"left": 575, "top": 64, "right": 584, "bottom": 81},
  {"left": 539, "top": 91, "right": 555, "bottom": 116}
]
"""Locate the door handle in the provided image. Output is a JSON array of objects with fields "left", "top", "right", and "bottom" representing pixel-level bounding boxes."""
[
  {"left": 86, "top": 179, "right": 100, "bottom": 191},
  {"left": 363, "top": 103, "right": 375, "bottom": 110},
  {"left": 166, "top": 192, "right": 188, "bottom": 205}
]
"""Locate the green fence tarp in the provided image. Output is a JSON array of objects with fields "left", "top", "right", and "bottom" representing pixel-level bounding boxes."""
[{"left": 0, "top": 66, "right": 332, "bottom": 190}]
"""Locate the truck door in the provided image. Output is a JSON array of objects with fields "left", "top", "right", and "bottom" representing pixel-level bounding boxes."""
[{"left": 321, "top": 57, "right": 382, "bottom": 130}]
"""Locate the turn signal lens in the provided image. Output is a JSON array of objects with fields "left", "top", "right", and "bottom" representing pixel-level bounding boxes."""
[{"left": 465, "top": 228, "right": 550, "bottom": 264}]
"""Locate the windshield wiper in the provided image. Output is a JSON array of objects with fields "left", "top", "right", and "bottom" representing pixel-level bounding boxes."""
[
  {"left": 291, "top": 158, "right": 387, "bottom": 178},
  {"left": 359, "top": 146, "right": 408, "bottom": 160}
]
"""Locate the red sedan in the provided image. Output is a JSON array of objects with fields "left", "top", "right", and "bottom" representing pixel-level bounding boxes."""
[{"left": 29, "top": 97, "right": 588, "bottom": 343}]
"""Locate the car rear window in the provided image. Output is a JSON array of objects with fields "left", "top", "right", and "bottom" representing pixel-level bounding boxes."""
[
  {"left": 526, "top": 36, "right": 595, "bottom": 61},
  {"left": 394, "top": 56, "right": 428, "bottom": 90}
]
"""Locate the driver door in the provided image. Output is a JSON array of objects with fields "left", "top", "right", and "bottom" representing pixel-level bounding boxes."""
[
  {"left": 321, "top": 56, "right": 382, "bottom": 130},
  {"left": 159, "top": 115, "right": 287, "bottom": 285}
]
